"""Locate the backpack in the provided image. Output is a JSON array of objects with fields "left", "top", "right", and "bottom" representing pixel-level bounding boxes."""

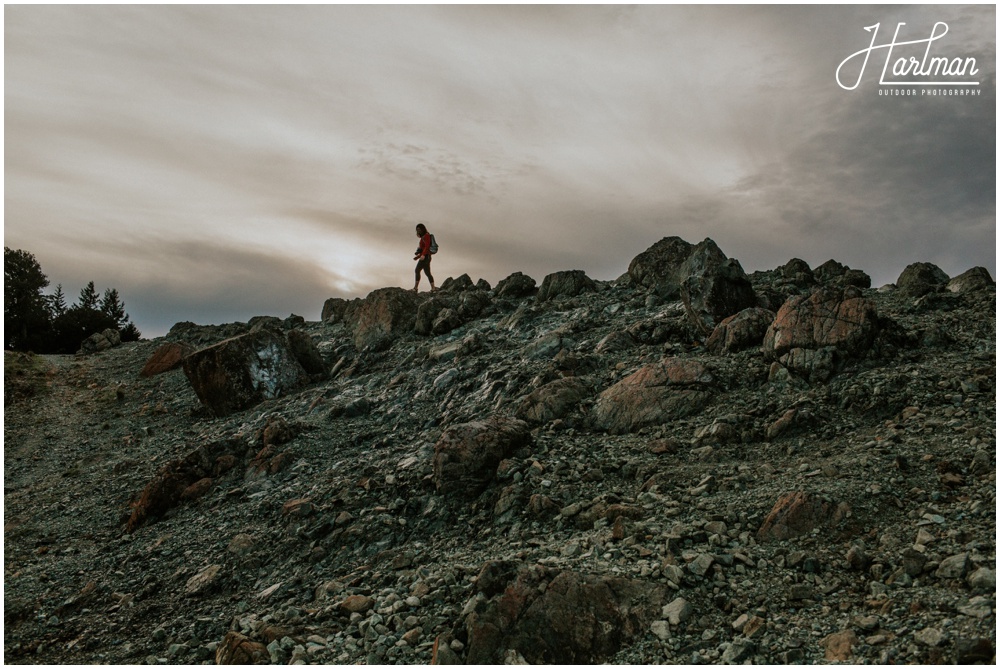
[{"left": 429, "top": 234, "right": 439, "bottom": 254}]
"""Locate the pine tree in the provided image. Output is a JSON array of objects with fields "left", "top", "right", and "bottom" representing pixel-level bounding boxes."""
[
  {"left": 48, "top": 284, "right": 68, "bottom": 318},
  {"left": 100, "top": 288, "right": 126, "bottom": 326},
  {"left": 78, "top": 281, "right": 99, "bottom": 310}
]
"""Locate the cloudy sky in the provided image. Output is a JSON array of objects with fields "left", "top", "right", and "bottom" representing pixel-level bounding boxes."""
[{"left": 5, "top": 4, "right": 995, "bottom": 337}]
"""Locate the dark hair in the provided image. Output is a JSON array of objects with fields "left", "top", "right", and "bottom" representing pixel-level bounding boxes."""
[{"left": 415, "top": 224, "right": 428, "bottom": 235}]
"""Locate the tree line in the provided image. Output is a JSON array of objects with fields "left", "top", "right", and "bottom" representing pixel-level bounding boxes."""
[{"left": 5, "top": 247, "right": 141, "bottom": 353}]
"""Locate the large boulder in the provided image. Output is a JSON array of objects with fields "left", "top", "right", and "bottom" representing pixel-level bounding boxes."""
[
  {"left": 706, "top": 307, "right": 775, "bottom": 354},
  {"left": 593, "top": 359, "right": 715, "bottom": 434},
  {"left": 946, "top": 266, "right": 994, "bottom": 294},
  {"left": 465, "top": 565, "right": 670, "bottom": 664},
  {"left": 79, "top": 328, "right": 122, "bottom": 355},
  {"left": 627, "top": 236, "right": 695, "bottom": 297},
  {"left": 321, "top": 296, "right": 361, "bottom": 324},
  {"left": 813, "top": 260, "right": 871, "bottom": 289},
  {"left": 494, "top": 272, "right": 537, "bottom": 299},
  {"left": 182, "top": 328, "right": 314, "bottom": 417},
  {"left": 627, "top": 237, "right": 757, "bottom": 333},
  {"left": 536, "top": 270, "right": 597, "bottom": 303},
  {"left": 679, "top": 239, "right": 759, "bottom": 334},
  {"left": 762, "top": 287, "right": 878, "bottom": 381},
  {"left": 514, "top": 377, "right": 592, "bottom": 424},
  {"left": 414, "top": 291, "right": 491, "bottom": 336},
  {"left": 777, "top": 258, "right": 816, "bottom": 288},
  {"left": 896, "top": 262, "right": 949, "bottom": 298},
  {"left": 432, "top": 417, "right": 533, "bottom": 499},
  {"left": 348, "top": 287, "right": 420, "bottom": 349}
]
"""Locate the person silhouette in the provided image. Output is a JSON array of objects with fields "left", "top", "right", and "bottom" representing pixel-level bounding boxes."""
[{"left": 413, "top": 223, "right": 436, "bottom": 293}]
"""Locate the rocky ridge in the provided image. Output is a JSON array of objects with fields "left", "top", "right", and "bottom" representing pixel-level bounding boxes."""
[{"left": 3, "top": 237, "right": 996, "bottom": 665}]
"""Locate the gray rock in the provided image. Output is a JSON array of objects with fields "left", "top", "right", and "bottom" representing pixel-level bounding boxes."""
[
  {"left": 662, "top": 597, "right": 692, "bottom": 626},
  {"left": 935, "top": 553, "right": 970, "bottom": 579},
  {"left": 896, "top": 262, "right": 949, "bottom": 298},
  {"left": 967, "top": 567, "right": 995, "bottom": 592}
]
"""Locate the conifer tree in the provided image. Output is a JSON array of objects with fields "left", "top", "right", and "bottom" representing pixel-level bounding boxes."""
[
  {"left": 48, "top": 284, "right": 68, "bottom": 318},
  {"left": 78, "top": 281, "right": 100, "bottom": 310},
  {"left": 100, "top": 288, "right": 126, "bottom": 326}
]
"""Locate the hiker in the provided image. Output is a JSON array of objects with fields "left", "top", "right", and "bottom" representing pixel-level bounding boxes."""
[{"left": 413, "top": 223, "right": 436, "bottom": 292}]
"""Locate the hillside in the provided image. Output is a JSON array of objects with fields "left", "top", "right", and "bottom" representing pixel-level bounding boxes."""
[{"left": 3, "top": 237, "right": 996, "bottom": 665}]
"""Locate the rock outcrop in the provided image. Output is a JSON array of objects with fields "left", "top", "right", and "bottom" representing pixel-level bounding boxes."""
[
  {"left": 896, "top": 262, "right": 950, "bottom": 298},
  {"left": 79, "top": 327, "right": 122, "bottom": 354},
  {"left": 706, "top": 307, "right": 775, "bottom": 354},
  {"left": 947, "top": 266, "right": 995, "bottom": 293},
  {"left": 536, "top": 269, "right": 597, "bottom": 303},
  {"left": 627, "top": 237, "right": 757, "bottom": 333},
  {"left": 494, "top": 271, "right": 537, "bottom": 299},
  {"left": 762, "top": 287, "right": 878, "bottom": 381},
  {"left": 182, "top": 328, "right": 319, "bottom": 416},
  {"left": 431, "top": 417, "right": 533, "bottom": 499},
  {"left": 348, "top": 287, "right": 421, "bottom": 350},
  {"left": 593, "top": 358, "right": 715, "bottom": 433}
]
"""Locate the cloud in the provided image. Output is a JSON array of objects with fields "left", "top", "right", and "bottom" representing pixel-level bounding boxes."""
[{"left": 4, "top": 5, "right": 994, "bottom": 335}]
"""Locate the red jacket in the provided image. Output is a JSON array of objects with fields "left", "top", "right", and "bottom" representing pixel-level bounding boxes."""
[{"left": 416, "top": 233, "right": 432, "bottom": 259}]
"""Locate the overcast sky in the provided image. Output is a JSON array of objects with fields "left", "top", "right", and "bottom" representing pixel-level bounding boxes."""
[{"left": 5, "top": 4, "right": 995, "bottom": 337}]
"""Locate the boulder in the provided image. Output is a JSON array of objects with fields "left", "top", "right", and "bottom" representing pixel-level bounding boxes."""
[
  {"left": 756, "top": 491, "right": 848, "bottom": 542},
  {"left": 626, "top": 237, "right": 757, "bottom": 332},
  {"left": 216, "top": 631, "right": 268, "bottom": 665},
  {"left": 415, "top": 296, "right": 457, "bottom": 336},
  {"left": 706, "top": 307, "right": 775, "bottom": 354},
  {"left": 182, "top": 328, "right": 312, "bottom": 417},
  {"left": 494, "top": 272, "right": 537, "bottom": 299},
  {"left": 679, "top": 239, "right": 758, "bottom": 334},
  {"left": 139, "top": 342, "right": 194, "bottom": 377},
  {"left": 627, "top": 236, "right": 695, "bottom": 298},
  {"left": 820, "top": 630, "right": 857, "bottom": 662},
  {"left": 432, "top": 417, "right": 533, "bottom": 499},
  {"left": 465, "top": 566, "right": 670, "bottom": 664},
  {"left": 813, "top": 259, "right": 872, "bottom": 288},
  {"left": 514, "top": 377, "right": 592, "bottom": 424},
  {"left": 536, "top": 270, "right": 597, "bottom": 303},
  {"left": 126, "top": 438, "right": 248, "bottom": 532},
  {"left": 777, "top": 258, "right": 815, "bottom": 288},
  {"left": 79, "top": 328, "right": 121, "bottom": 355},
  {"left": 946, "top": 266, "right": 995, "bottom": 293},
  {"left": 896, "top": 262, "right": 949, "bottom": 298},
  {"left": 348, "top": 287, "right": 420, "bottom": 349},
  {"left": 762, "top": 287, "right": 878, "bottom": 381},
  {"left": 415, "top": 291, "right": 491, "bottom": 337},
  {"left": 321, "top": 296, "right": 361, "bottom": 324},
  {"left": 439, "top": 273, "right": 475, "bottom": 293},
  {"left": 593, "top": 359, "right": 715, "bottom": 434}
]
